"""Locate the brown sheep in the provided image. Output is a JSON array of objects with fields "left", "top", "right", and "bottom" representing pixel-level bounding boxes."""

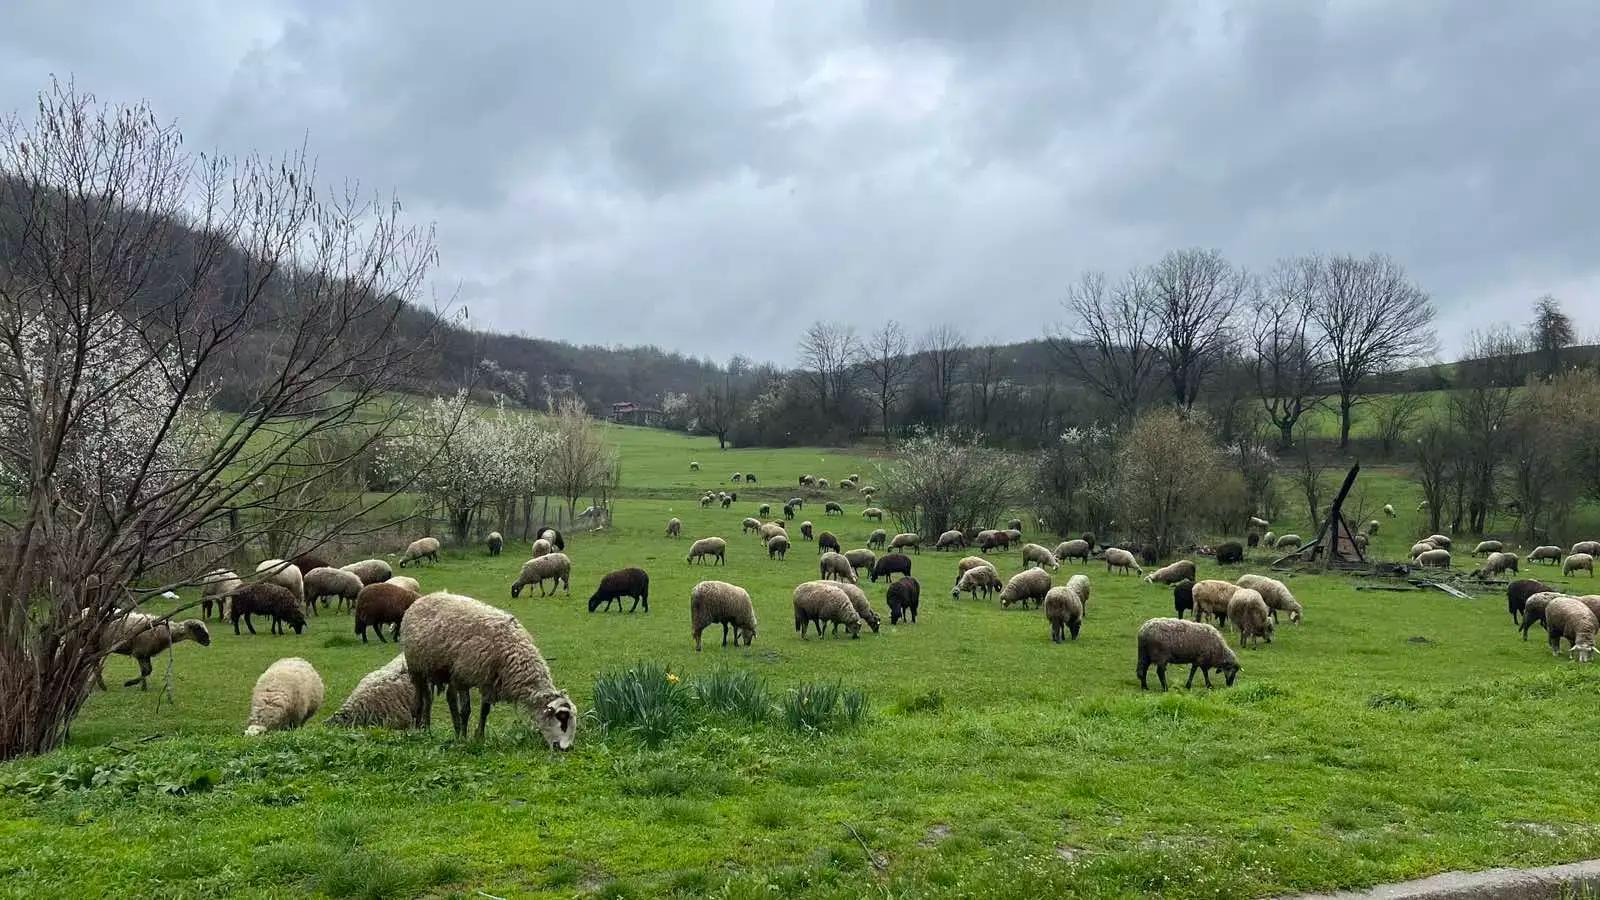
[{"left": 354, "top": 582, "right": 421, "bottom": 643}]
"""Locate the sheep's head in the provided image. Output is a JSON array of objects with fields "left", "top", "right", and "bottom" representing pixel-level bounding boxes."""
[
  {"left": 1575, "top": 642, "right": 1596, "bottom": 664},
  {"left": 738, "top": 623, "right": 757, "bottom": 646},
  {"left": 586, "top": 592, "right": 605, "bottom": 612},
  {"left": 1263, "top": 618, "right": 1276, "bottom": 640},
  {"left": 511, "top": 583, "right": 524, "bottom": 599},
  {"left": 283, "top": 607, "right": 307, "bottom": 634},
  {"left": 1220, "top": 660, "right": 1241, "bottom": 686},
  {"left": 244, "top": 723, "right": 267, "bottom": 737},
  {"left": 528, "top": 691, "right": 578, "bottom": 751},
  {"left": 864, "top": 611, "right": 881, "bottom": 634},
  {"left": 181, "top": 620, "right": 213, "bottom": 646},
  {"left": 1287, "top": 603, "right": 1303, "bottom": 625},
  {"left": 845, "top": 620, "right": 862, "bottom": 638}
]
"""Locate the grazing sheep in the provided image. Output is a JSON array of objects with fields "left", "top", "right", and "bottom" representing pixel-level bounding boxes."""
[
  {"left": 890, "top": 532, "right": 922, "bottom": 554},
  {"left": 689, "top": 581, "right": 758, "bottom": 650},
  {"left": 1054, "top": 539, "right": 1091, "bottom": 564},
  {"left": 956, "top": 555, "right": 995, "bottom": 577},
  {"left": 1521, "top": 592, "right": 1566, "bottom": 640},
  {"left": 244, "top": 657, "right": 324, "bottom": 735},
  {"left": 1545, "top": 597, "right": 1598, "bottom": 662},
  {"left": 845, "top": 548, "right": 877, "bottom": 577},
  {"left": 887, "top": 577, "right": 920, "bottom": 625},
  {"left": 1005, "top": 528, "right": 1024, "bottom": 545},
  {"left": 1365, "top": 520, "right": 1381, "bottom": 535},
  {"left": 690, "top": 461, "right": 699, "bottom": 471},
  {"left": 256, "top": 559, "right": 305, "bottom": 605},
  {"left": 837, "top": 582, "right": 882, "bottom": 633},
  {"left": 977, "top": 530, "right": 1011, "bottom": 552},
  {"left": 666, "top": 518, "right": 682, "bottom": 538},
  {"left": 745, "top": 473, "right": 757, "bottom": 484},
  {"left": 818, "top": 531, "right": 842, "bottom": 555},
  {"left": 1530, "top": 545, "right": 1563, "bottom": 565},
  {"left": 825, "top": 502, "right": 844, "bottom": 516},
  {"left": 530, "top": 538, "right": 554, "bottom": 559},
  {"left": 1565, "top": 553, "right": 1595, "bottom": 577},
  {"left": 687, "top": 537, "right": 728, "bottom": 566},
  {"left": 862, "top": 507, "right": 884, "bottom": 521},
  {"left": 759, "top": 522, "right": 789, "bottom": 542},
  {"left": 817, "top": 478, "right": 830, "bottom": 489},
  {"left": 1136, "top": 619, "right": 1240, "bottom": 691},
  {"left": 1172, "top": 580, "right": 1195, "bottom": 619},
  {"left": 1274, "top": 534, "right": 1302, "bottom": 551},
  {"left": 742, "top": 517, "right": 762, "bottom": 534},
  {"left": 1476, "top": 552, "right": 1520, "bottom": 579},
  {"left": 199, "top": 569, "right": 241, "bottom": 620},
  {"left": 1000, "top": 568, "right": 1052, "bottom": 609},
  {"left": 1508, "top": 579, "right": 1548, "bottom": 624},
  {"left": 487, "top": 532, "right": 504, "bottom": 556},
  {"left": 1415, "top": 548, "right": 1452, "bottom": 569},
  {"left": 1188, "top": 579, "right": 1239, "bottom": 624},
  {"left": 588, "top": 567, "right": 650, "bottom": 613},
  {"left": 1144, "top": 560, "right": 1196, "bottom": 586},
  {"left": 783, "top": 503, "right": 797, "bottom": 519},
  {"left": 96, "top": 612, "right": 212, "bottom": 690},
  {"left": 304, "top": 567, "right": 363, "bottom": 616},
  {"left": 859, "top": 485, "right": 877, "bottom": 497},
  {"left": 402, "top": 593, "right": 578, "bottom": 747},
  {"left": 801, "top": 521, "right": 814, "bottom": 541},
  {"left": 387, "top": 575, "right": 420, "bottom": 594},
  {"left": 1021, "top": 543, "right": 1061, "bottom": 571},
  {"left": 398, "top": 537, "right": 441, "bottom": 568},
  {"left": 767, "top": 535, "right": 791, "bottom": 560},
  {"left": 1235, "top": 574, "right": 1302, "bottom": 624},
  {"left": 799, "top": 474, "right": 814, "bottom": 486},
  {"left": 535, "top": 529, "right": 565, "bottom": 551},
  {"left": 700, "top": 493, "right": 714, "bottom": 508},
  {"left": 1226, "top": 588, "right": 1274, "bottom": 648},
  {"left": 1383, "top": 504, "right": 1396, "bottom": 518},
  {"left": 1352, "top": 533, "right": 1370, "bottom": 553},
  {"left": 788, "top": 497, "right": 805, "bottom": 510},
  {"left": 1045, "top": 577, "right": 1087, "bottom": 643},
  {"left": 731, "top": 472, "right": 742, "bottom": 483},
  {"left": 792, "top": 581, "right": 863, "bottom": 639},
  {"left": 867, "top": 529, "right": 887, "bottom": 550},
  {"left": 1008, "top": 518, "right": 1024, "bottom": 532},
  {"left": 510, "top": 553, "right": 572, "bottom": 598},
  {"left": 1474, "top": 540, "right": 1504, "bottom": 556},
  {"left": 230, "top": 583, "right": 306, "bottom": 636},
  {"left": 1103, "top": 547, "right": 1143, "bottom": 575},
  {"left": 1247, "top": 533, "right": 1261, "bottom": 549},
  {"left": 1426, "top": 534, "right": 1453, "bottom": 550},
  {"left": 1574, "top": 541, "right": 1600, "bottom": 557},
  {"left": 935, "top": 529, "right": 966, "bottom": 551},
  {"left": 1261, "top": 531, "right": 1276, "bottom": 550},
  {"left": 758, "top": 503, "right": 772, "bottom": 517},
  {"left": 327, "top": 655, "right": 417, "bottom": 729},
  {"left": 354, "top": 582, "right": 421, "bottom": 643},
  {"left": 1409, "top": 540, "right": 1438, "bottom": 558},
  {"left": 871, "top": 552, "right": 913, "bottom": 583},
  {"left": 951, "top": 565, "right": 1001, "bottom": 600}
]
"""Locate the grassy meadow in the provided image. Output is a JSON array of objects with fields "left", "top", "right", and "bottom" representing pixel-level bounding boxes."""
[{"left": 5, "top": 427, "right": 1600, "bottom": 898}]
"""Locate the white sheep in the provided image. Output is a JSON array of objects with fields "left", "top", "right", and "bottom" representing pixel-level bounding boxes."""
[
  {"left": 666, "top": 517, "right": 682, "bottom": 538},
  {"left": 999, "top": 568, "right": 1052, "bottom": 608},
  {"left": 1473, "top": 540, "right": 1504, "bottom": 556},
  {"left": 687, "top": 537, "right": 728, "bottom": 565},
  {"left": 387, "top": 575, "right": 421, "bottom": 593},
  {"left": 1383, "top": 504, "right": 1396, "bottom": 518},
  {"left": 530, "top": 538, "right": 554, "bottom": 558},
  {"left": 1103, "top": 547, "right": 1143, "bottom": 575},
  {"left": 244, "top": 657, "right": 324, "bottom": 735},
  {"left": 951, "top": 565, "right": 1000, "bottom": 600},
  {"left": 890, "top": 532, "right": 922, "bottom": 554},
  {"left": 1054, "top": 539, "right": 1091, "bottom": 564},
  {"left": 1273, "top": 534, "right": 1302, "bottom": 551},
  {"left": 819, "top": 551, "right": 857, "bottom": 583},
  {"left": 304, "top": 566, "right": 363, "bottom": 615},
  {"left": 199, "top": 569, "right": 242, "bottom": 620},
  {"left": 1234, "top": 574, "right": 1302, "bottom": 624},
  {"left": 399, "top": 536, "right": 441, "bottom": 568},
  {"left": 1408, "top": 540, "right": 1437, "bottom": 557},
  {"left": 1530, "top": 545, "right": 1563, "bottom": 565},
  {"left": 690, "top": 461, "right": 700, "bottom": 471},
  {"left": 255, "top": 559, "right": 304, "bottom": 605},
  {"left": 1565, "top": 553, "right": 1595, "bottom": 577},
  {"left": 1415, "top": 548, "right": 1452, "bottom": 569},
  {"left": 511, "top": 553, "right": 572, "bottom": 597},
  {"left": 1248, "top": 516, "right": 1269, "bottom": 529},
  {"left": 1021, "top": 543, "right": 1060, "bottom": 571},
  {"left": 1225, "top": 588, "right": 1274, "bottom": 648},
  {"left": 327, "top": 655, "right": 417, "bottom": 729}
]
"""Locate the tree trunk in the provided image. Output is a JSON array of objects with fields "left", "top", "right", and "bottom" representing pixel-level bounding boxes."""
[
  {"left": 1278, "top": 422, "right": 1294, "bottom": 449},
  {"left": 1339, "top": 395, "right": 1354, "bottom": 449}
]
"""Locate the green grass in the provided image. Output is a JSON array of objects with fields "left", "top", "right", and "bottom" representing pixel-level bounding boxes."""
[{"left": 7, "top": 427, "right": 1600, "bottom": 897}]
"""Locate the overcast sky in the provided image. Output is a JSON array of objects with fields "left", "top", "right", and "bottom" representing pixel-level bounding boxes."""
[{"left": 3, "top": 1, "right": 1596, "bottom": 364}]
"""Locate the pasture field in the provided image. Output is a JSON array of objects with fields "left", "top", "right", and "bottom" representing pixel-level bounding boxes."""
[{"left": 6, "top": 429, "right": 1600, "bottom": 898}]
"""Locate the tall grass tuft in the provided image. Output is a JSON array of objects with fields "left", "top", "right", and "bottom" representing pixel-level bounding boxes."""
[
  {"left": 691, "top": 666, "right": 772, "bottom": 722},
  {"left": 589, "top": 661, "right": 692, "bottom": 747},
  {"left": 782, "top": 681, "right": 865, "bottom": 732}
]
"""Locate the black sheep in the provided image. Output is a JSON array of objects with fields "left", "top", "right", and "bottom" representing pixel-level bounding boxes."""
[
  {"left": 230, "top": 583, "right": 306, "bottom": 636},
  {"left": 887, "top": 577, "right": 920, "bottom": 624},
  {"left": 1507, "top": 578, "right": 1547, "bottom": 625},
  {"left": 1173, "top": 579, "right": 1195, "bottom": 619},
  {"left": 745, "top": 474, "right": 757, "bottom": 484},
  {"left": 588, "top": 567, "right": 650, "bottom": 613},
  {"left": 1215, "top": 541, "right": 1244, "bottom": 565},
  {"left": 1246, "top": 532, "right": 1260, "bottom": 548},
  {"left": 871, "top": 553, "right": 913, "bottom": 583},
  {"left": 487, "top": 533, "right": 503, "bottom": 556},
  {"left": 783, "top": 503, "right": 796, "bottom": 519},
  {"left": 721, "top": 495, "right": 732, "bottom": 509},
  {"left": 818, "top": 531, "right": 841, "bottom": 555},
  {"left": 1079, "top": 532, "right": 1096, "bottom": 548}
]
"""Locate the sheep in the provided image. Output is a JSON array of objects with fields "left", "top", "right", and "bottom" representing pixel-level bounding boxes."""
[
  {"left": 256, "top": 559, "right": 305, "bottom": 605},
  {"left": 1054, "top": 539, "right": 1091, "bottom": 564},
  {"left": 837, "top": 581, "right": 882, "bottom": 633},
  {"left": 1352, "top": 533, "right": 1370, "bottom": 552},
  {"left": 825, "top": 502, "right": 844, "bottom": 516},
  {"left": 304, "top": 567, "right": 363, "bottom": 615},
  {"left": 817, "top": 478, "right": 830, "bottom": 489},
  {"left": 935, "top": 530, "right": 966, "bottom": 551},
  {"left": 1226, "top": 588, "right": 1274, "bottom": 648},
  {"left": 487, "top": 531, "right": 504, "bottom": 556},
  {"left": 799, "top": 474, "right": 814, "bottom": 486},
  {"left": 1045, "top": 577, "right": 1087, "bottom": 643},
  {"left": 792, "top": 581, "right": 863, "bottom": 639},
  {"left": 1365, "top": 520, "right": 1381, "bottom": 535},
  {"left": 1274, "top": 534, "right": 1303, "bottom": 551},
  {"left": 859, "top": 485, "right": 877, "bottom": 497},
  {"left": 1021, "top": 543, "right": 1061, "bottom": 571},
  {"left": 745, "top": 473, "right": 758, "bottom": 484},
  {"left": 1574, "top": 541, "right": 1600, "bottom": 557},
  {"left": 1136, "top": 619, "right": 1240, "bottom": 691},
  {"left": 767, "top": 535, "right": 791, "bottom": 560},
  {"left": 758, "top": 503, "right": 772, "bottom": 517},
  {"left": 402, "top": 593, "right": 578, "bottom": 747},
  {"left": 1000, "top": 568, "right": 1052, "bottom": 609},
  {"left": 96, "top": 612, "right": 212, "bottom": 690},
  {"left": 731, "top": 472, "right": 743, "bottom": 483},
  {"left": 666, "top": 518, "right": 682, "bottom": 538},
  {"left": 1565, "top": 553, "right": 1595, "bottom": 577},
  {"left": 1474, "top": 540, "right": 1504, "bottom": 556},
  {"left": 783, "top": 503, "right": 797, "bottom": 519},
  {"left": 844, "top": 548, "right": 877, "bottom": 578},
  {"left": 1235, "top": 574, "right": 1302, "bottom": 624},
  {"left": 867, "top": 529, "right": 887, "bottom": 550},
  {"left": 1144, "top": 560, "right": 1196, "bottom": 586},
  {"left": 1383, "top": 504, "right": 1396, "bottom": 518},
  {"left": 690, "top": 461, "right": 700, "bottom": 471},
  {"left": 1476, "top": 552, "right": 1520, "bottom": 579},
  {"left": 1507, "top": 579, "right": 1549, "bottom": 625},
  {"left": 820, "top": 551, "right": 858, "bottom": 583},
  {"left": 199, "top": 569, "right": 241, "bottom": 620},
  {"left": 1188, "top": 579, "right": 1239, "bottom": 624},
  {"left": 700, "top": 493, "right": 713, "bottom": 508},
  {"left": 887, "top": 577, "right": 920, "bottom": 625},
  {"left": 244, "top": 657, "right": 324, "bottom": 735},
  {"left": 1409, "top": 540, "right": 1438, "bottom": 558},
  {"left": 1426, "top": 534, "right": 1453, "bottom": 550},
  {"left": 1545, "top": 597, "right": 1597, "bottom": 662},
  {"left": 788, "top": 497, "right": 806, "bottom": 510},
  {"left": 1172, "top": 580, "right": 1195, "bottom": 619},
  {"left": 1005, "top": 528, "right": 1024, "bottom": 545},
  {"left": 818, "top": 531, "right": 842, "bottom": 555},
  {"left": 380, "top": 575, "right": 416, "bottom": 597},
  {"left": 1530, "top": 545, "right": 1563, "bottom": 565},
  {"left": 742, "top": 517, "right": 762, "bottom": 534},
  {"left": 1215, "top": 541, "right": 1245, "bottom": 565},
  {"left": 399, "top": 536, "right": 441, "bottom": 568},
  {"left": 1103, "top": 547, "right": 1143, "bottom": 576},
  {"left": 353, "top": 582, "right": 421, "bottom": 643},
  {"left": 538, "top": 528, "right": 566, "bottom": 551},
  {"left": 801, "top": 521, "right": 814, "bottom": 541},
  {"left": 340, "top": 560, "right": 395, "bottom": 586},
  {"left": 690, "top": 580, "right": 758, "bottom": 650},
  {"left": 956, "top": 555, "right": 995, "bottom": 577},
  {"left": 871, "top": 552, "right": 913, "bottom": 583},
  {"left": 229, "top": 583, "right": 306, "bottom": 636},
  {"left": 687, "top": 537, "right": 728, "bottom": 566},
  {"left": 530, "top": 538, "right": 554, "bottom": 558},
  {"left": 511, "top": 553, "right": 572, "bottom": 598},
  {"left": 1415, "top": 548, "right": 1452, "bottom": 569},
  {"left": 862, "top": 507, "right": 885, "bottom": 521},
  {"left": 1249, "top": 516, "right": 1269, "bottom": 529},
  {"left": 1261, "top": 531, "right": 1276, "bottom": 549},
  {"left": 1521, "top": 592, "right": 1566, "bottom": 640},
  {"left": 951, "top": 565, "right": 1001, "bottom": 600},
  {"left": 759, "top": 522, "right": 789, "bottom": 543},
  {"left": 328, "top": 655, "right": 417, "bottom": 729},
  {"left": 977, "top": 530, "right": 1011, "bottom": 552},
  {"left": 1247, "top": 533, "right": 1261, "bottom": 549},
  {"left": 847, "top": 473, "right": 861, "bottom": 483},
  {"left": 1008, "top": 518, "right": 1024, "bottom": 532},
  {"left": 890, "top": 532, "right": 922, "bottom": 554},
  {"left": 588, "top": 567, "right": 650, "bottom": 613}
]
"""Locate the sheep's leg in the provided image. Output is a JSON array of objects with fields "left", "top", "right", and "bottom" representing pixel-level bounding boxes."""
[
  {"left": 244, "top": 615, "right": 256, "bottom": 635},
  {"left": 1202, "top": 667, "right": 1214, "bottom": 688},
  {"left": 1185, "top": 664, "right": 1199, "bottom": 689},
  {"left": 476, "top": 697, "right": 492, "bottom": 741},
  {"left": 721, "top": 622, "right": 730, "bottom": 647},
  {"left": 694, "top": 628, "right": 704, "bottom": 652},
  {"left": 359, "top": 625, "right": 368, "bottom": 643},
  {"left": 1157, "top": 663, "right": 1169, "bottom": 691},
  {"left": 410, "top": 674, "right": 432, "bottom": 729},
  {"left": 374, "top": 624, "right": 386, "bottom": 643},
  {"left": 124, "top": 656, "right": 153, "bottom": 689},
  {"left": 390, "top": 622, "right": 402, "bottom": 642}
]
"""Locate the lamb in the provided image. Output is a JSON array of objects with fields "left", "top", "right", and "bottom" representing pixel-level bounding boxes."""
[
  {"left": 1045, "top": 577, "right": 1087, "bottom": 643},
  {"left": 837, "top": 581, "right": 882, "bottom": 633},
  {"left": 1521, "top": 592, "right": 1566, "bottom": 640},
  {"left": 890, "top": 532, "right": 922, "bottom": 554},
  {"left": 792, "top": 581, "right": 863, "bottom": 639},
  {"left": 244, "top": 657, "right": 324, "bottom": 735},
  {"left": 935, "top": 530, "right": 966, "bottom": 551},
  {"left": 867, "top": 529, "right": 886, "bottom": 550},
  {"left": 1426, "top": 534, "right": 1453, "bottom": 550},
  {"left": 817, "top": 551, "right": 856, "bottom": 582},
  {"left": 1415, "top": 548, "right": 1452, "bottom": 569},
  {"left": 1530, "top": 545, "right": 1563, "bottom": 565},
  {"left": 1188, "top": 579, "right": 1239, "bottom": 624},
  {"left": 96, "top": 612, "right": 212, "bottom": 690},
  {"left": 1574, "top": 541, "right": 1600, "bottom": 557},
  {"left": 759, "top": 522, "right": 788, "bottom": 542},
  {"left": 509, "top": 553, "right": 570, "bottom": 598},
  {"left": 304, "top": 566, "right": 363, "bottom": 615},
  {"left": 1248, "top": 516, "right": 1269, "bottom": 529},
  {"left": 343, "top": 558, "right": 393, "bottom": 587},
  {"left": 530, "top": 538, "right": 554, "bottom": 558},
  {"left": 825, "top": 502, "right": 844, "bottom": 516},
  {"left": 1409, "top": 540, "right": 1438, "bottom": 557},
  {"left": 256, "top": 559, "right": 305, "bottom": 605},
  {"left": 1507, "top": 579, "right": 1549, "bottom": 624},
  {"left": 1215, "top": 541, "right": 1245, "bottom": 565},
  {"left": 999, "top": 568, "right": 1052, "bottom": 609},
  {"left": 199, "top": 569, "right": 241, "bottom": 620},
  {"left": 229, "top": 583, "right": 306, "bottom": 635},
  {"left": 1261, "top": 531, "right": 1276, "bottom": 549},
  {"left": 951, "top": 564, "right": 1001, "bottom": 600},
  {"left": 687, "top": 537, "right": 728, "bottom": 566},
  {"left": 818, "top": 531, "right": 842, "bottom": 554},
  {"left": 887, "top": 577, "right": 920, "bottom": 624},
  {"left": 402, "top": 592, "right": 578, "bottom": 747},
  {"left": 1274, "top": 534, "right": 1303, "bottom": 551},
  {"left": 767, "top": 535, "right": 791, "bottom": 560},
  {"left": 1383, "top": 504, "right": 1396, "bottom": 518},
  {"left": 758, "top": 503, "right": 772, "bottom": 517},
  {"left": 862, "top": 507, "right": 885, "bottom": 521},
  {"left": 1545, "top": 597, "right": 1597, "bottom": 662},
  {"left": 398, "top": 536, "right": 441, "bottom": 568},
  {"left": 690, "top": 580, "right": 759, "bottom": 650},
  {"left": 743, "top": 517, "right": 762, "bottom": 534},
  {"left": 1226, "top": 588, "right": 1274, "bottom": 648},
  {"left": 1476, "top": 552, "right": 1520, "bottom": 578},
  {"left": 1136, "top": 618, "right": 1240, "bottom": 691},
  {"left": 327, "top": 655, "right": 418, "bottom": 729},
  {"left": 1054, "top": 539, "right": 1091, "bottom": 564},
  {"left": 871, "top": 552, "right": 913, "bottom": 583},
  {"left": 844, "top": 548, "right": 877, "bottom": 578},
  {"left": 1474, "top": 540, "right": 1504, "bottom": 556},
  {"left": 1235, "top": 574, "right": 1302, "bottom": 624},
  {"left": 1103, "top": 547, "right": 1143, "bottom": 576},
  {"left": 1566, "top": 553, "right": 1595, "bottom": 577},
  {"left": 354, "top": 581, "right": 421, "bottom": 642},
  {"left": 1172, "top": 580, "right": 1195, "bottom": 619},
  {"left": 1144, "top": 560, "right": 1196, "bottom": 586},
  {"left": 487, "top": 531, "right": 504, "bottom": 556},
  {"left": 666, "top": 518, "right": 682, "bottom": 538},
  {"left": 1021, "top": 543, "right": 1061, "bottom": 571},
  {"left": 801, "top": 521, "right": 814, "bottom": 541}
]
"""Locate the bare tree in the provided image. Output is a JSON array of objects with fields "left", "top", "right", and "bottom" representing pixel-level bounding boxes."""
[
  {"left": 693, "top": 371, "right": 739, "bottom": 450},
  {"left": 0, "top": 81, "right": 438, "bottom": 758},
  {"left": 1249, "top": 258, "right": 1327, "bottom": 448},
  {"left": 918, "top": 323, "right": 966, "bottom": 425},
  {"left": 965, "top": 343, "right": 1005, "bottom": 429},
  {"left": 1049, "top": 270, "right": 1159, "bottom": 419},
  {"left": 1530, "top": 295, "right": 1575, "bottom": 379},
  {"left": 1370, "top": 392, "right": 1429, "bottom": 457},
  {"left": 1309, "top": 253, "right": 1436, "bottom": 448},
  {"left": 861, "top": 320, "right": 911, "bottom": 444},
  {"left": 1147, "top": 248, "right": 1246, "bottom": 410},
  {"left": 1448, "top": 328, "right": 1522, "bottom": 532},
  {"left": 1414, "top": 419, "right": 1455, "bottom": 534},
  {"left": 797, "top": 321, "right": 861, "bottom": 417},
  {"left": 545, "top": 396, "right": 617, "bottom": 524},
  {"left": 1288, "top": 445, "right": 1330, "bottom": 529}
]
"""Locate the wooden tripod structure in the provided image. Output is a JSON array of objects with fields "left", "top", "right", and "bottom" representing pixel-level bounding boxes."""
[{"left": 1274, "top": 462, "right": 1367, "bottom": 569}]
